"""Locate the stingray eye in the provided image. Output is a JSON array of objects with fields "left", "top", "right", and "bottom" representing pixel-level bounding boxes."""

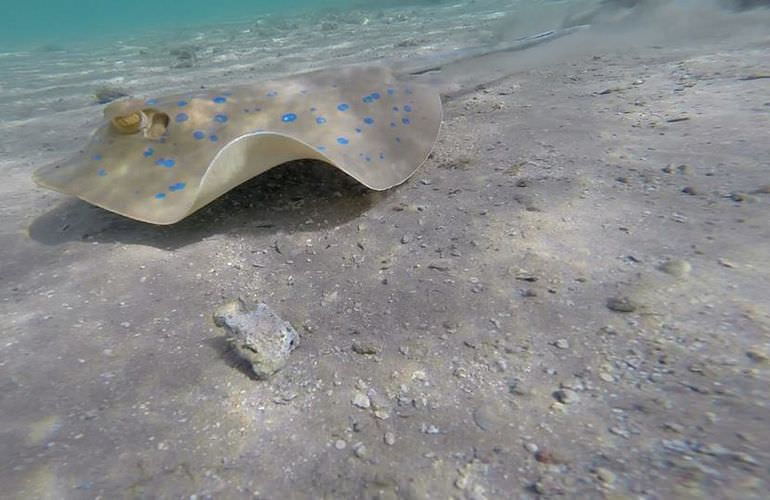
[
  {"left": 111, "top": 111, "right": 145, "bottom": 134},
  {"left": 110, "top": 108, "right": 170, "bottom": 139}
]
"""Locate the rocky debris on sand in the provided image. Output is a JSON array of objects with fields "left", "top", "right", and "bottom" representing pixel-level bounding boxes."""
[
  {"left": 213, "top": 298, "right": 299, "bottom": 379},
  {"left": 659, "top": 259, "right": 692, "bottom": 278},
  {"left": 606, "top": 296, "right": 638, "bottom": 313},
  {"left": 94, "top": 87, "right": 129, "bottom": 104}
]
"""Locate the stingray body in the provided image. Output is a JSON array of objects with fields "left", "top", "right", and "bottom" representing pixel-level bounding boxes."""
[{"left": 34, "top": 66, "right": 442, "bottom": 224}]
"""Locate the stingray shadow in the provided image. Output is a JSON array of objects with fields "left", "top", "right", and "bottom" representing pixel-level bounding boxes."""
[{"left": 28, "top": 160, "right": 390, "bottom": 249}]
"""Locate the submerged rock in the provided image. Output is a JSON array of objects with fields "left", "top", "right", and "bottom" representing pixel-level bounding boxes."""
[
  {"left": 213, "top": 299, "right": 299, "bottom": 379},
  {"left": 94, "top": 87, "right": 129, "bottom": 104}
]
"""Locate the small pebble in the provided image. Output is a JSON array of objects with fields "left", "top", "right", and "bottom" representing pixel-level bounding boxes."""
[
  {"left": 352, "top": 341, "right": 380, "bottom": 355},
  {"left": 352, "top": 392, "right": 371, "bottom": 409},
  {"left": 599, "top": 372, "right": 615, "bottom": 383},
  {"left": 554, "top": 339, "right": 570, "bottom": 349},
  {"left": 746, "top": 348, "right": 768, "bottom": 363},
  {"left": 607, "top": 297, "right": 637, "bottom": 313},
  {"left": 659, "top": 259, "right": 692, "bottom": 278},
  {"left": 554, "top": 389, "right": 579, "bottom": 404},
  {"left": 334, "top": 439, "right": 347, "bottom": 450},
  {"left": 595, "top": 467, "right": 616, "bottom": 485},
  {"left": 384, "top": 432, "right": 396, "bottom": 446}
]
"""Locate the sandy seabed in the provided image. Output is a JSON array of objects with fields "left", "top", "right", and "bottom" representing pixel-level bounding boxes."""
[{"left": 1, "top": 1, "right": 769, "bottom": 498}]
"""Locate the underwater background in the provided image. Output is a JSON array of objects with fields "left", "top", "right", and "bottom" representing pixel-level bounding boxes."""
[{"left": 1, "top": 0, "right": 354, "bottom": 46}]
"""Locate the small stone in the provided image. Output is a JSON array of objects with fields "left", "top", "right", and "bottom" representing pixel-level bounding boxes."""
[
  {"left": 352, "top": 442, "right": 367, "bottom": 458},
  {"left": 746, "top": 348, "right": 768, "bottom": 363},
  {"left": 554, "top": 339, "right": 570, "bottom": 350},
  {"left": 120, "top": 322, "right": 131, "bottom": 328},
  {"left": 554, "top": 389, "right": 579, "bottom": 404},
  {"left": 94, "top": 86, "right": 128, "bottom": 104},
  {"left": 681, "top": 186, "right": 698, "bottom": 195},
  {"left": 599, "top": 372, "right": 615, "bottom": 383},
  {"left": 718, "top": 258, "right": 736, "bottom": 268},
  {"left": 428, "top": 259, "right": 452, "bottom": 271},
  {"left": 352, "top": 341, "right": 380, "bottom": 355},
  {"left": 352, "top": 392, "right": 371, "bottom": 409},
  {"left": 384, "top": 432, "right": 396, "bottom": 446},
  {"left": 213, "top": 299, "right": 299, "bottom": 380},
  {"left": 534, "top": 448, "right": 565, "bottom": 464},
  {"left": 400, "top": 234, "right": 412, "bottom": 244},
  {"left": 334, "top": 439, "right": 347, "bottom": 450},
  {"left": 609, "top": 426, "right": 630, "bottom": 439},
  {"left": 733, "top": 452, "right": 759, "bottom": 465},
  {"left": 472, "top": 406, "right": 499, "bottom": 431},
  {"left": 595, "top": 467, "right": 616, "bottom": 485},
  {"left": 525, "top": 442, "right": 539, "bottom": 453},
  {"left": 730, "top": 192, "right": 751, "bottom": 202},
  {"left": 607, "top": 297, "right": 637, "bottom": 313},
  {"left": 659, "top": 259, "right": 692, "bottom": 278}
]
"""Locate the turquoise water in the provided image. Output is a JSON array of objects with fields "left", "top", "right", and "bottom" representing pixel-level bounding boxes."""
[{"left": 0, "top": 0, "right": 358, "bottom": 47}]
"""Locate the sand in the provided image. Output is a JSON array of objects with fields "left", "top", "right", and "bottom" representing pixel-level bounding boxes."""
[{"left": 1, "top": 1, "right": 769, "bottom": 498}]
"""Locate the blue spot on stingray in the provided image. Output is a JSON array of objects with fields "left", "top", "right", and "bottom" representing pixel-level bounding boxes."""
[
  {"left": 155, "top": 158, "right": 176, "bottom": 168},
  {"left": 266, "top": 91, "right": 278, "bottom": 97},
  {"left": 209, "top": 134, "right": 219, "bottom": 142},
  {"left": 371, "top": 92, "right": 381, "bottom": 100},
  {"left": 193, "top": 130, "right": 206, "bottom": 140},
  {"left": 337, "top": 103, "right": 350, "bottom": 111},
  {"left": 169, "top": 182, "right": 186, "bottom": 192},
  {"left": 393, "top": 106, "right": 399, "bottom": 112},
  {"left": 402, "top": 117, "right": 411, "bottom": 125},
  {"left": 362, "top": 95, "right": 374, "bottom": 103},
  {"left": 175, "top": 113, "right": 189, "bottom": 122},
  {"left": 97, "top": 168, "right": 107, "bottom": 176},
  {"left": 177, "top": 100, "right": 188, "bottom": 107},
  {"left": 363, "top": 117, "right": 374, "bottom": 125},
  {"left": 403, "top": 104, "right": 413, "bottom": 112},
  {"left": 214, "top": 114, "right": 229, "bottom": 123},
  {"left": 387, "top": 88, "right": 396, "bottom": 96},
  {"left": 213, "top": 96, "right": 227, "bottom": 103},
  {"left": 145, "top": 98, "right": 159, "bottom": 105},
  {"left": 154, "top": 192, "right": 166, "bottom": 200},
  {"left": 355, "top": 128, "right": 362, "bottom": 134},
  {"left": 316, "top": 145, "right": 327, "bottom": 152},
  {"left": 337, "top": 137, "right": 349, "bottom": 145},
  {"left": 92, "top": 154, "right": 102, "bottom": 161},
  {"left": 316, "top": 116, "right": 327, "bottom": 124},
  {"left": 282, "top": 113, "right": 297, "bottom": 123},
  {"left": 143, "top": 148, "right": 154, "bottom": 157}
]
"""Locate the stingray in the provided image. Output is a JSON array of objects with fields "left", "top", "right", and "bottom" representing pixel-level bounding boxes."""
[{"left": 33, "top": 65, "right": 442, "bottom": 224}]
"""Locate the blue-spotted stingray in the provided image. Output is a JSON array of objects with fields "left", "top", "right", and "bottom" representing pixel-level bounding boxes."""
[{"left": 33, "top": 65, "right": 442, "bottom": 224}]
